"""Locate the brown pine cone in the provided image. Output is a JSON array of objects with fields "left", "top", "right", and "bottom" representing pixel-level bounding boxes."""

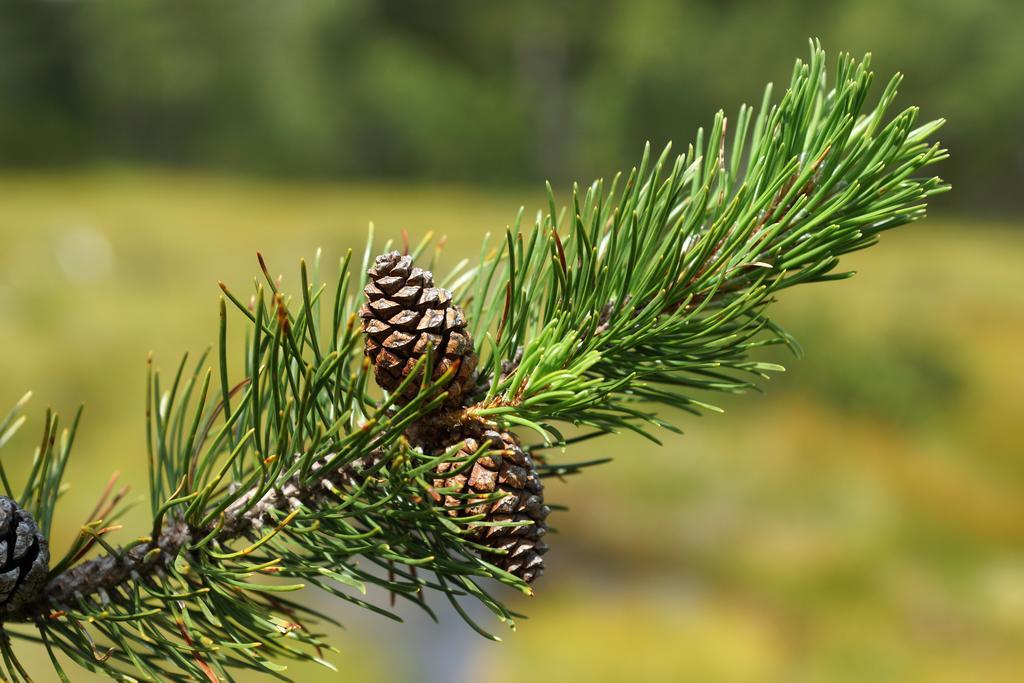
[
  {"left": 432, "top": 426, "right": 549, "bottom": 583},
  {"left": 359, "top": 251, "right": 477, "bottom": 407},
  {"left": 0, "top": 496, "right": 50, "bottom": 615}
]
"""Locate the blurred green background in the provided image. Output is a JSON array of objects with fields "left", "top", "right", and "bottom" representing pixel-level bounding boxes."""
[{"left": 1, "top": 2, "right": 1022, "bottom": 682}]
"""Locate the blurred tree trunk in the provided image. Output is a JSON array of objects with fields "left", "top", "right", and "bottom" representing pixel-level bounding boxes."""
[{"left": 514, "top": 7, "right": 573, "bottom": 185}]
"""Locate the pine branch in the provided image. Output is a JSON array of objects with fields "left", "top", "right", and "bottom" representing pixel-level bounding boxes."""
[
  {"left": 15, "top": 450, "right": 383, "bottom": 617},
  {"left": 462, "top": 42, "right": 947, "bottom": 437},
  {"left": 0, "top": 256, "right": 531, "bottom": 680},
  {"left": 0, "top": 43, "right": 947, "bottom": 681}
]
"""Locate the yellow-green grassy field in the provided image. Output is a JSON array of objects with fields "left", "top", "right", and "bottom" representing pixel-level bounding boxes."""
[{"left": 1, "top": 170, "right": 1021, "bottom": 682}]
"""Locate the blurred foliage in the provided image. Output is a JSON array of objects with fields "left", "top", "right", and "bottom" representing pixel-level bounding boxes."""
[
  {"left": 0, "top": 172, "right": 1021, "bottom": 681},
  {"left": 1, "top": 0, "right": 1021, "bottom": 211},
  {"left": 779, "top": 317, "right": 964, "bottom": 427}
]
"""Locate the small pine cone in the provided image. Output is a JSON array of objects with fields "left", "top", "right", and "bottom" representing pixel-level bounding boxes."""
[
  {"left": 432, "top": 428, "right": 549, "bottom": 583},
  {"left": 360, "top": 251, "right": 477, "bottom": 407},
  {"left": 0, "top": 496, "right": 50, "bottom": 615}
]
